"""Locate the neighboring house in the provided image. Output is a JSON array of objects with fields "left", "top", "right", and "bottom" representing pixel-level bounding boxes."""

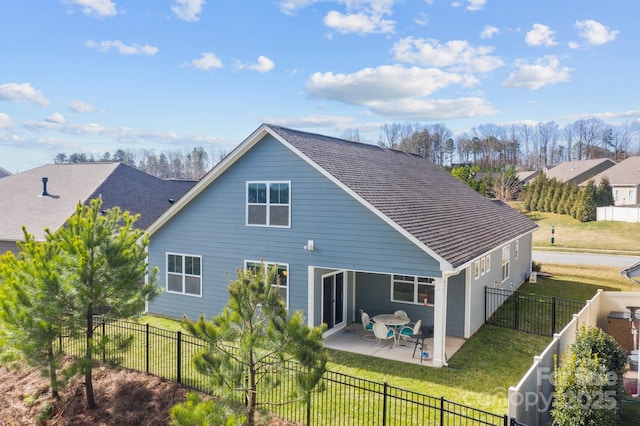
[
  {"left": 516, "top": 170, "right": 539, "bottom": 186},
  {"left": 0, "top": 167, "right": 10, "bottom": 178},
  {"left": 146, "top": 124, "right": 538, "bottom": 367},
  {"left": 587, "top": 156, "right": 640, "bottom": 205},
  {"left": 544, "top": 158, "right": 616, "bottom": 185},
  {"left": 0, "top": 162, "right": 196, "bottom": 254}
]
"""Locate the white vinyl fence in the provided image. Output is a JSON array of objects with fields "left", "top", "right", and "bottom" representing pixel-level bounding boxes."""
[
  {"left": 597, "top": 206, "right": 640, "bottom": 223},
  {"left": 507, "top": 291, "right": 640, "bottom": 426}
]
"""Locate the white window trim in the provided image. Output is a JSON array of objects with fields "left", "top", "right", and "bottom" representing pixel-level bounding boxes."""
[
  {"left": 166, "top": 252, "right": 202, "bottom": 297},
  {"left": 515, "top": 240, "right": 519, "bottom": 260},
  {"left": 486, "top": 255, "right": 491, "bottom": 273},
  {"left": 501, "top": 245, "right": 510, "bottom": 282},
  {"left": 474, "top": 261, "right": 480, "bottom": 279},
  {"left": 246, "top": 181, "right": 291, "bottom": 228},
  {"left": 390, "top": 274, "right": 435, "bottom": 306},
  {"left": 245, "top": 260, "right": 289, "bottom": 309}
]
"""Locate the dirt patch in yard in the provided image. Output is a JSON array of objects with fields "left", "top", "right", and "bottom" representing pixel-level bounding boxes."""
[{"left": 0, "top": 361, "right": 299, "bottom": 425}]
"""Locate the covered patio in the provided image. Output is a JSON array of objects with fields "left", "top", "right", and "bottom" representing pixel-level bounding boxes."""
[{"left": 323, "top": 322, "right": 467, "bottom": 366}]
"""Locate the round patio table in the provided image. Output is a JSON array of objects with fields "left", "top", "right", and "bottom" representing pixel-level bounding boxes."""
[{"left": 372, "top": 314, "right": 410, "bottom": 327}]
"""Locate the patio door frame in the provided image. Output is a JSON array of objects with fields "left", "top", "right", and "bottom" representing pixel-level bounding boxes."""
[{"left": 321, "top": 270, "right": 346, "bottom": 332}]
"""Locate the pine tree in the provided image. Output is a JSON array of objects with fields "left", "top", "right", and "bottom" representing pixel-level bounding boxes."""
[
  {"left": 0, "top": 231, "right": 75, "bottom": 398},
  {"left": 180, "top": 263, "right": 327, "bottom": 426},
  {"left": 54, "top": 199, "right": 160, "bottom": 408}
]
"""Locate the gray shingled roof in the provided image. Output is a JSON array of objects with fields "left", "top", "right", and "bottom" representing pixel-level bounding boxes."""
[
  {"left": 545, "top": 158, "right": 615, "bottom": 184},
  {"left": 0, "top": 163, "right": 196, "bottom": 242},
  {"left": 269, "top": 125, "right": 537, "bottom": 268},
  {"left": 588, "top": 156, "right": 640, "bottom": 186}
]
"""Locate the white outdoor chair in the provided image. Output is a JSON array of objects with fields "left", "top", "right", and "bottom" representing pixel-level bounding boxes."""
[
  {"left": 361, "top": 312, "right": 376, "bottom": 341},
  {"left": 398, "top": 319, "right": 422, "bottom": 346},
  {"left": 373, "top": 322, "right": 395, "bottom": 349},
  {"left": 393, "top": 310, "right": 408, "bottom": 320}
]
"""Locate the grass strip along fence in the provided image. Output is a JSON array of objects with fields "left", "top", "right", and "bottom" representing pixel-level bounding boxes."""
[
  {"left": 485, "top": 287, "right": 585, "bottom": 336},
  {"left": 57, "top": 318, "right": 515, "bottom": 425}
]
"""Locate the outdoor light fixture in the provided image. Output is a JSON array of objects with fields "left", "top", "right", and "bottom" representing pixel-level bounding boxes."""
[{"left": 303, "top": 240, "right": 315, "bottom": 251}]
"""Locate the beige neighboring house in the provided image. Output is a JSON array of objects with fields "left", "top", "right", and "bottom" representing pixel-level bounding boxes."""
[
  {"left": 0, "top": 163, "right": 196, "bottom": 255},
  {"left": 544, "top": 158, "right": 616, "bottom": 185},
  {"left": 588, "top": 156, "right": 640, "bottom": 205}
]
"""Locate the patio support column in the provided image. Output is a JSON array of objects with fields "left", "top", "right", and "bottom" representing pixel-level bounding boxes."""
[{"left": 432, "top": 276, "right": 448, "bottom": 367}]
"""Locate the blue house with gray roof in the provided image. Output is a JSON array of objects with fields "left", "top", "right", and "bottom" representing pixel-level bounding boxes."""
[{"left": 146, "top": 124, "right": 537, "bottom": 367}]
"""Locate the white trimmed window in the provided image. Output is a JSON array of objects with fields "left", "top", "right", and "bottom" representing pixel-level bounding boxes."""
[
  {"left": 515, "top": 240, "right": 519, "bottom": 259},
  {"left": 246, "top": 261, "right": 289, "bottom": 309},
  {"left": 247, "top": 181, "right": 290, "bottom": 227},
  {"left": 391, "top": 275, "right": 435, "bottom": 305},
  {"left": 167, "top": 253, "right": 202, "bottom": 296},
  {"left": 486, "top": 255, "right": 491, "bottom": 272},
  {"left": 481, "top": 257, "right": 486, "bottom": 276},
  {"left": 501, "top": 245, "right": 510, "bottom": 282},
  {"left": 474, "top": 261, "right": 480, "bottom": 279}
]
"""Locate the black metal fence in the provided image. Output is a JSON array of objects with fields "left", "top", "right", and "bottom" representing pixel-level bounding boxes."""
[
  {"left": 485, "top": 287, "right": 585, "bottom": 336},
  {"left": 56, "top": 318, "right": 515, "bottom": 425}
]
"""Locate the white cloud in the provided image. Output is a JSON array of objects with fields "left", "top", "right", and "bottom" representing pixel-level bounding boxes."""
[
  {"left": 324, "top": 10, "right": 395, "bottom": 34},
  {"left": 0, "top": 113, "right": 14, "bottom": 130},
  {"left": 86, "top": 40, "right": 158, "bottom": 55},
  {"left": 502, "top": 55, "right": 572, "bottom": 90},
  {"left": 415, "top": 13, "right": 429, "bottom": 26},
  {"left": 45, "top": 113, "right": 66, "bottom": 124},
  {"left": 575, "top": 19, "right": 618, "bottom": 45},
  {"left": 68, "top": 100, "right": 96, "bottom": 113},
  {"left": 280, "top": 0, "right": 397, "bottom": 34},
  {"left": 481, "top": 25, "right": 499, "bottom": 39},
  {"left": 64, "top": 0, "right": 117, "bottom": 18},
  {"left": 466, "top": 0, "right": 486, "bottom": 11},
  {"left": 306, "top": 65, "right": 476, "bottom": 105},
  {"left": 191, "top": 52, "right": 223, "bottom": 70},
  {"left": 392, "top": 37, "right": 504, "bottom": 73},
  {"left": 277, "top": 0, "right": 320, "bottom": 15},
  {"left": 235, "top": 56, "right": 275, "bottom": 73},
  {"left": 525, "top": 23, "right": 557, "bottom": 47},
  {"left": 171, "top": 0, "right": 206, "bottom": 22},
  {"left": 0, "top": 83, "right": 50, "bottom": 106},
  {"left": 366, "top": 97, "right": 497, "bottom": 120},
  {"left": 263, "top": 114, "right": 357, "bottom": 129}
]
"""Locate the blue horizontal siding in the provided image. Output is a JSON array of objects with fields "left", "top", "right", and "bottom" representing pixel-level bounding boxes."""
[{"left": 148, "top": 135, "right": 441, "bottom": 321}]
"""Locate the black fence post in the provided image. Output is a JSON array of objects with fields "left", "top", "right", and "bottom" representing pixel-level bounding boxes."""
[
  {"left": 382, "top": 382, "right": 388, "bottom": 426},
  {"left": 514, "top": 291, "right": 520, "bottom": 330},
  {"left": 145, "top": 323, "right": 150, "bottom": 374},
  {"left": 551, "top": 297, "right": 557, "bottom": 335},
  {"left": 101, "top": 320, "right": 106, "bottom": 362},
  {"left": 440, "top": 396, "right": 445, "bottom": 424},
  {"left": 177, "top": 331, "right": 182, "bottom": 384}
]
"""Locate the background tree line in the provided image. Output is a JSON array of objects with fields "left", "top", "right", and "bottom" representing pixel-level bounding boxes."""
[
  {"left": 54, "top": 115, "right": 638, "bottom": 181},
  {"left": 53, "top": 146, "right": 226, "bottom": 180},
  {"left": 372, "top": 116, "right": 639, "bottom": 170}
]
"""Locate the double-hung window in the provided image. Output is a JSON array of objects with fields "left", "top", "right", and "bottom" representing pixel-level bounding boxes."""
[
  {"left": 501, "top": 245, "right": 510, "bottom": 282},
  {"left": 167, "top": 253, "right": 202, "bottom": 296},
  {"left": 245, "top": 261, "right": 289, "bottom": 309},
  {"left": 391, "top": 275, "right": 435, "bottom": 305},
  {"left": 247, "top": 181, "right": 290, "bottom": 227}
]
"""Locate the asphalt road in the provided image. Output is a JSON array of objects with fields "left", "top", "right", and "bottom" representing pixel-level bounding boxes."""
[{"left": 532, "top": 250, "right": 640, "bottom": 268}]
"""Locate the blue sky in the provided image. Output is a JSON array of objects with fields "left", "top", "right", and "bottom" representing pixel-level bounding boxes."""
[{"left": 1, "top": 0, "right": 637, "bottom": 172}]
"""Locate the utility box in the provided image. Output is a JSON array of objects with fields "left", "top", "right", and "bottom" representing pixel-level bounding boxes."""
[{"left": 607, "top": 311, "right": 635, "bottom": 353}]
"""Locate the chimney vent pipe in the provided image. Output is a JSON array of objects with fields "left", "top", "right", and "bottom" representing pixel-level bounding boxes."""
[{"left": 41, "top": 177, "right": 49, "bottom": 196}]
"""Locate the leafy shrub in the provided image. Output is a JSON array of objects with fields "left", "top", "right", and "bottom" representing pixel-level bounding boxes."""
[{"left": 552, "top": 325, "right": 626, "bottom": 425}]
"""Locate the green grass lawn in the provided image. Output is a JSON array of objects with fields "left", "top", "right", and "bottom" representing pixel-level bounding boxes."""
[{"left": 525, "top": 209, "right": 640, "bottom": 255}]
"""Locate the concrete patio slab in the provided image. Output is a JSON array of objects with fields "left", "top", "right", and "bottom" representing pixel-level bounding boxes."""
[{"left": 323, "top": 323, "right": 466, "bottom": 367}]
